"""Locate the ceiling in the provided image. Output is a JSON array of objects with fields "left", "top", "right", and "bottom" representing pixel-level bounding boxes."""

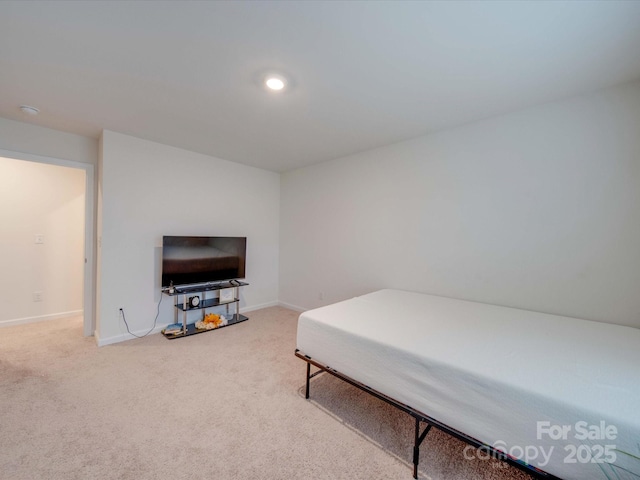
[{"left": 1, "top": 1, "right": 640, "bottom": 173}]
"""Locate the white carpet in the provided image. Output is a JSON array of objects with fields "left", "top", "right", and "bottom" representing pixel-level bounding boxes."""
[{"left": 0, "top": 307, "right": 530, "bottom": 480}]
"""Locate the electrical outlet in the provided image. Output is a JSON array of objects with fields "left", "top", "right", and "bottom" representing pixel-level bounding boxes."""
[
  {"left": 34, "top": 234, "right": 44, "bottom": 244},
  {"left": 319, "top": 292, "right": 324, "bottom": 301},
  {"left": 33, "top": 291, "right": 43, "bottom": 302}
]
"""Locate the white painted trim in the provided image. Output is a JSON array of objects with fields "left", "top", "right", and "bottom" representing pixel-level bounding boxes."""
[
  {"left": 82, "top": 165, "right": 95, "bottom": 337},
  {"left": 240, "top": 300, "right": 280, "bottom": 313},
  {"left": 277, "top": 301, "right": 308, "bottom": 312},
  {"left": 0, "top": 310, "right": 84, "bottom": 328},
  {"left": 95, "top": 324, "right": 166, "bottom": 347},
  {"left": 0, "top": 148, "right": 92, "bottom": 170},
  {"left": 0, "top": 148, "right": 96, "bottom": 338}
]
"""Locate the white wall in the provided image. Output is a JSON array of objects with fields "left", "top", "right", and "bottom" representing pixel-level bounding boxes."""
[
  {"left": 280, "top": 81, "right": 640, "bottom": 329},
  {"left": 97, "top": 131, "right": 280, "bottom": 344},
  {"left": 0, "top": 117, "right": 97, "bottom": 166},
  {"left": 0, "top": 157, "right": 85, "bottom": 325}
]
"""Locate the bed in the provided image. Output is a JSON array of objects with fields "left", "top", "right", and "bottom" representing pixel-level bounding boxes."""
[{"left": 295, "top": 289, "right": 640, "bottom": 480}]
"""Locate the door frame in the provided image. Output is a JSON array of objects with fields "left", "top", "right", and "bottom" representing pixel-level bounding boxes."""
[{"left": 0, "top": 148, "right": 95, "bottom": 336}]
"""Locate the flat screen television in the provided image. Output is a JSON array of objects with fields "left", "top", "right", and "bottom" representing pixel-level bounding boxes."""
[{"left": 161, "top": 236, "right": 246, "bottom": 288}]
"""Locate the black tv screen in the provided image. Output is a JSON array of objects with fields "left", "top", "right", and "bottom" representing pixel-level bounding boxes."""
[{"left": 161, "top": 236, "right": 246, "bottom": 287}]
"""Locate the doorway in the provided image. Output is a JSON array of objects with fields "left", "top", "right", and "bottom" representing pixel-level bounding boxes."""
[{"left": 0, "top": 149, "right": 95, "bottom": 336}]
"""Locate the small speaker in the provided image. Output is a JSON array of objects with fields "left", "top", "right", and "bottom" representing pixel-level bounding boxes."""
[{"left": 188, "top": 295, "right": 200, "bottom": 308}]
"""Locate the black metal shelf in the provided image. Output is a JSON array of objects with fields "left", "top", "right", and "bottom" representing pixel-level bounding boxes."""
[
  {"left": 162, "top": 314, "right": 248, "bottom": 339},
  {"left": 163, "top": 280, "right": 248, "bottom": 296},
  {"left": 161, "top": 281, "right": 249, "bottom": 340}
]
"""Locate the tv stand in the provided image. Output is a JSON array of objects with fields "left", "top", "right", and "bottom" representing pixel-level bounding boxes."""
[{"left": 162, "top": 280, "right": 249, "bottom": 339}]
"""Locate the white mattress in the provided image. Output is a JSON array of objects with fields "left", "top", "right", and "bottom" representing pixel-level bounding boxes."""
[{"left": 296, "top": 289, "right": 640, "bottom": 480}]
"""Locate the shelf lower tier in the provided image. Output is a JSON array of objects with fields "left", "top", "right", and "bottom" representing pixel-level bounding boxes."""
[{"left": 162, "top": 314, "right": 249, "bottom": 340}]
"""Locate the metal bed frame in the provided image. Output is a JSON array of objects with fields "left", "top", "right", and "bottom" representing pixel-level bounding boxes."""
[{"left": 296, "top": 349, "right": 563, "bottom": 480}]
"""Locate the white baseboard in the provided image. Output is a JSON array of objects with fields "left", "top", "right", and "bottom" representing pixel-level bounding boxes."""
[
  {"left": 0, "top": 310, "right": 83, "bottom": 328},
  {"left": 277, "top": 301, "right": 308, "bottom": 312},
  {"left": 95, "top": 324, "right": 167, "bottom": 347},
  {"left": 240, "top": 300, "right": 280, "bottom": 313}
]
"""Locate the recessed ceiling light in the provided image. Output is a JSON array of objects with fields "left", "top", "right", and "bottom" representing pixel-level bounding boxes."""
[
  {"left": 20, "top": 105, "right": 40, "bottom": 115},
  {"left": 265, "top": 75, "right": 286, "bottom": 91}
]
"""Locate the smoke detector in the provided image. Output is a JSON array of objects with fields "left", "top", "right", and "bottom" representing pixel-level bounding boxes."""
[{"left": 20, "top": 105, "right": 40, "bottom": 115}]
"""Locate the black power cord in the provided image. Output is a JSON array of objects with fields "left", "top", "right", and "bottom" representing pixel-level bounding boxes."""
[{"left": 119, "top": 294, "right": 163, "bottom": 338}]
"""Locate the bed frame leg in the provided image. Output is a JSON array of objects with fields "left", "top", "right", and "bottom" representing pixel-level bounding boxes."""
[
  {"left": 305, "top": 362, "right": 311, "bottom": 399},
  {"left": 413, "top": 417, "right": 432, "bottom": 479}
]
